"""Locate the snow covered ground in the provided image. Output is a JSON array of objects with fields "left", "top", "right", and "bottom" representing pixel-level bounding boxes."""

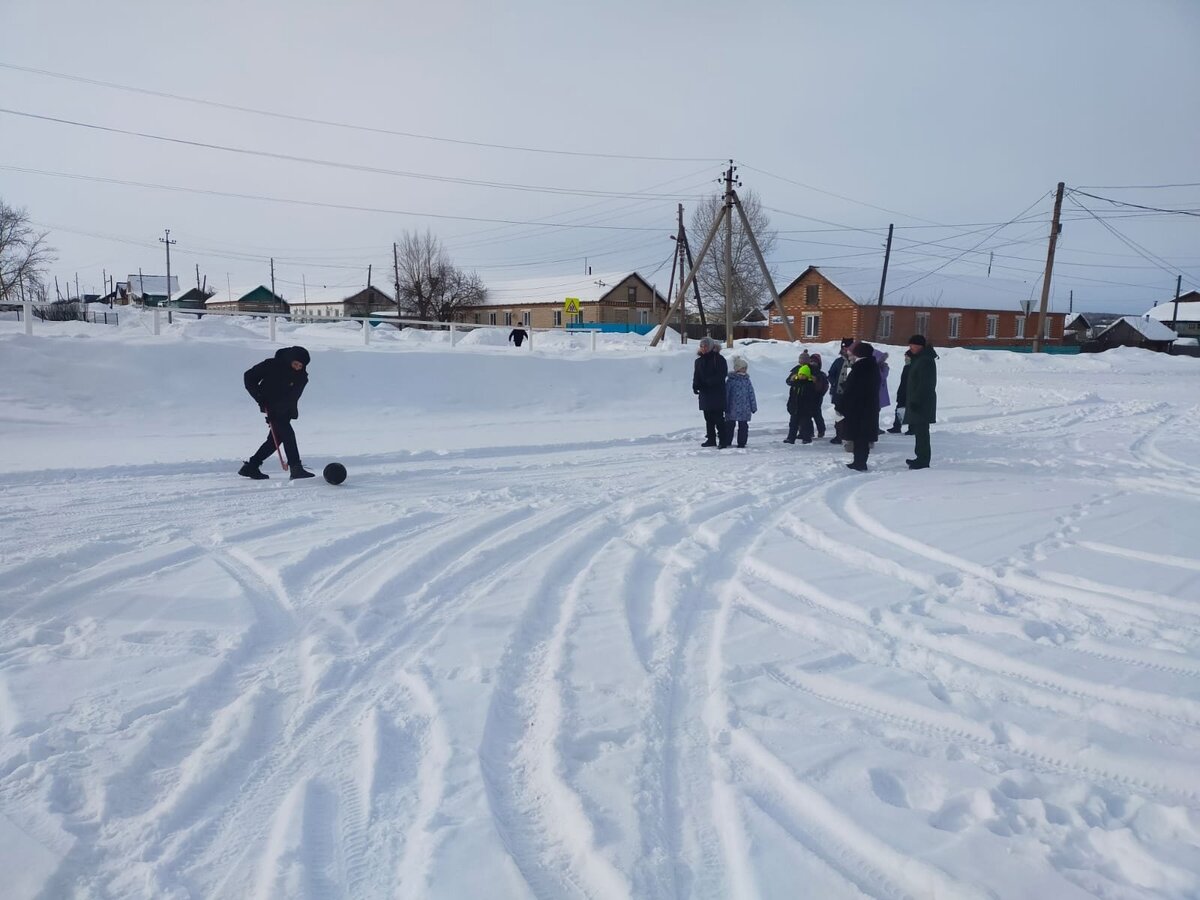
[{"left": 2, "top": 313, "right": 1199, "bottom": 899}]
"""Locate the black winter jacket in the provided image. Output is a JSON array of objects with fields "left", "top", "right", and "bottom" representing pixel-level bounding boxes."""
[
  {"left": 828, "top": 356, "right": 846, "bottom": 402},
  {"left": 692, "top": 350, "right": 728, "bottom": 412},
  {"left": 834, "top": 354, "right": 881, "bottom": 442},
  {"left": 244, "top": 346, "right": 309, "bottom": 420}
]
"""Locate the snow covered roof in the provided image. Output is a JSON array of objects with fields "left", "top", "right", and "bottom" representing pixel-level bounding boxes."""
[
  {"left": 476, "top": 272, "right": 665, "bottom": 308},
  {"left": 1065, "top": 311, "right": 1128, "bottom": 330},
  {"left": 1146, "top": 299, "right": 1200, "bottom": 323},
  {"left": 1097, "top": 317, "right": 1178, "bottom": 342},
  {"left": 803, "top": 266, "right": 1042, "bottom": 312},
  {"left": 126, "top": 275, "right": 179, "bottom": 297}
]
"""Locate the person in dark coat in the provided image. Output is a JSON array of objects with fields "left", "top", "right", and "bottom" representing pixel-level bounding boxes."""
[
  {"left": 834, "top": 341, "right": 881, "bottom": 471},
  {"left": 509, "top": 326, "right": 529, "bottom": 347},
  {"left": 692, "top": 336, "right": 728, "bottom": 447},
  {"left": 887, "top": 350, "right": 913, "bottom": 433},
  {"left": 809, "top": 352, "right": 828, "bottom": 438},
  {"left": 904, "top": 334, "right": 938, "bottom": 469},
  {"left": 828, "top": 337, "right": 855, "bottom": 444},
  {"left": 783, "top": 362, "right": 821, "bottom": 444},
  {"left": 239, "top": 345, "right": 315, "bottom": 479}
]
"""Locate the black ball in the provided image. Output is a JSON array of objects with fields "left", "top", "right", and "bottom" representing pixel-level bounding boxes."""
[{"left": 323, "top": 462, "right": 347, "bottom": 485}]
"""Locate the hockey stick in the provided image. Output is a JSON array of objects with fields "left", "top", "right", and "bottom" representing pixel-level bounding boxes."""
[{"left": 268, "top": 419, "right": 289, "bottom": 471}]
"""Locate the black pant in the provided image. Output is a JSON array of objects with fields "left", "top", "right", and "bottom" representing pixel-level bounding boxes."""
[
  {"left": 731, "top": 420, "right": 748, "bottom": 448},
  {"left": 250, "top": 417, "right": 300, "bottom": 467},
  {"left": 852, "top": 438, "right": 871, "bottom": 468},
  {"left": 813, "top": 408, "right": 825, "bottom": 437},
  {"left": 703, "top": 409, "right": 723, "bottom": 443},
  {"left": 910, "top": 423, "right": 931, "bottom": 465},
  {"left": 787, "top": 413, "right": 814, "bottom": 442}
]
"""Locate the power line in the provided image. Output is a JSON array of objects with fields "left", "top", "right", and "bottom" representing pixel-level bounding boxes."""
[
  {"left": 2, "top": 164, "right": 672, "bottom": 232},
  {"left": 1067, "top": 188, "right": 1200, "bottom": 218},
  {"left": 1066, "top": 194, "right": 1200, "bottom": 290},
  {"left": 737, "top": 161, "right": 943, "bottom": 225},
  {"left": 1074, "top": 181, "right": 1200, "bottom": 190},
  {"left": 0, "top": 60, "right": 720, "bottom": 164},
  {"left": 0, "top": 108, "right": 707, "bottom": 201}
]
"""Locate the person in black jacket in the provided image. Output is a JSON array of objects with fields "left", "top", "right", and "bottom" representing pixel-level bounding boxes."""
[
  {"left": 692, "top": 337, "right": 729, "bottom": 447},
  {"left": 886, "top": 350, "right": 913, "bottom": 433},
  {"left": 827, "top": 337, "right": 854, "bottom": 444},
  {"left": 509, "top": 326, "right": 529, "bottom": 347},
  {"left": 239, "top": 345, "right": 315, "bottom": 480},
  {"left": 834, "top": 341, "right": 881, "bottom": 471}
]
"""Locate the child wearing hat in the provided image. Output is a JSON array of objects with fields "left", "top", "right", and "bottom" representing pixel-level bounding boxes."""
[
  {"left": 723, "top": 356, "right": 758, "bottom": 448},
  {"left": 784, "top": 355, "right": 821, "bottom": 444}
]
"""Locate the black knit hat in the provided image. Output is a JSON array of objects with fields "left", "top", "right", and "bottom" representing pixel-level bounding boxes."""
[
  {"left": 840, "top": 337, "right": 855, "bottom": 348},
  {"left": 908, "top": 334, "right": 927, "bottom": 346},
  {"left": 853, "top": 341, "right": 874, "bottom": 358},
  {"left": 291, "top": 345, "right": 311, "bottom": 365}
]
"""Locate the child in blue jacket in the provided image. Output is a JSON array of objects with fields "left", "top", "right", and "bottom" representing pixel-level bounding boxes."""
[{"left": 723, "top": 356, "right": 758, "bottom": 448}]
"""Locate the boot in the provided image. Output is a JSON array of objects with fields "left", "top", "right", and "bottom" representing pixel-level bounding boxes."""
[
  {"left": 289, "top": 464, "right": 316, "bottom": 480},
  {"left": 238, "top": 461, "right": 269, "bottom": 480},
  {"left": 886, "top": 424, "right": 902, "bottom": 434},
  {"left": 906, "top": 459, "right": 930, "bottom": 470},
  {"left": 700, "top": 439, "right": 717, "bottom": 447},
  {"left": 829, "top": 436, "right": 843, "bottom": 445}
]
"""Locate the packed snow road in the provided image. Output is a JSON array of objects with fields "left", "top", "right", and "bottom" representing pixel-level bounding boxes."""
[{"left": 1, "top": 320, "right": 1199, "bottom": 899}]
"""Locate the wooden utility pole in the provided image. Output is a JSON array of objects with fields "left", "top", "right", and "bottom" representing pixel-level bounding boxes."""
[
  {"left": 650, "top": 164, "right": 796, "bottom": 346},
  {"left": 1032, "top": 182, "right": 1065, "bottom": 353},
  {"left": 723, "top": 161, "right": 735, "bottom": 347},
  {"left": 393, "top": 241, "right": 401, "bottom": 316},
  {"left": 1170, "top": 274, "right": 1183, "bottom": 333},
  {"left": 367, "top": 263, "right": 372, "bottom": 290},
  {"left": 269, "top": 257, "right": 277, "bottom": 311},
  {"left": 159, "top": 228, "right": 176, "bottom": 307},
  {"left": 195, "top": 263, "right": 200, "bottom": 290},
  {"left": 872, "top": 224, "right": 894, "bottom": 341}
]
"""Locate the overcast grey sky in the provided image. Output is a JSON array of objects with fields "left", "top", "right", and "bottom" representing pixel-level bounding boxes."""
[{"left": 3, "top": 0, "right": 1198, "bottom": 311}]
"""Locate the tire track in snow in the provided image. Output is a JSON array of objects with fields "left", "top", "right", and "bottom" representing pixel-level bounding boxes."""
[
  {"left": 763, "top": 663, "right": 1199, "bottom": 806},
  {"left": 480, "top": 515, "right": 634, "bottom": 900}
]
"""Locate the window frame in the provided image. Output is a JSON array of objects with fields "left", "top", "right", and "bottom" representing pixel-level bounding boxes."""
[
  {"left": 986, "top": 315, "right": 998, "bottom": 339},
  {"left": 805, "top": 284, "right": 820, "bottom": 307},
  {"left": 879, "top": 311, "right": 893, "bottom": 339},
  {"left": 948, "top": 313, "right": 962, "bottom": 340},
  {"left": 804, "top": 313, "right": 820, "bottom": 338},
  {"left": 1014, "top": 315, "right": 1025, "bottom": 338}
]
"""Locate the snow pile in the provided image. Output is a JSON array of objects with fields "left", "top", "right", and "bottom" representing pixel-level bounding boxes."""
[{"left": 1, "top": 319, "right": 1199, "bottom": 899}]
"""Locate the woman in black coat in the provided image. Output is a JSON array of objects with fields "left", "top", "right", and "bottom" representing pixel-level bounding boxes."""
[
  {"left": 834, "top": 342, "right": 881, "bottom": 471},
  {"left": 692, "top": 337, "right": 729, "bottom": 447}
]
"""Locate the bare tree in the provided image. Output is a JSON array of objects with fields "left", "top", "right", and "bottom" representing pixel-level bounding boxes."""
[
  {"left": 394, "top": 230, "right": 486, "bottom": 322},
  {"left": 688, "top": 189, "right": 777, "bottom": 322},
  {"left": 0, "top": 200, "right": 54, "bottom": 304}
]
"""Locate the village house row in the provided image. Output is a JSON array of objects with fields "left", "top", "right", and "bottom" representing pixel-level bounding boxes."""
[{"left": 99, "top": 267, "right": 1200, "bottom": 350}]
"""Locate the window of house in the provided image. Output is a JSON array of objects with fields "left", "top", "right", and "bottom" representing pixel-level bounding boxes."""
[
  {"left": 804, "top": 313, "right": 820, "bottom": 338},
  {"left": 879, "top": 311, "right": 893, "bottom": 339},
  {"left": 627, "top": 286, "right": 637, "bottom": 304},
  {"left": 489, "top": 312, "right": 497, "bottom": 325},
  {"left": 504, "top": 311, "right": 513, "bottom": 326},
  {"left": 1044, "top": 316, "right": 1053, "bottom": 339},
  {"left": 639, "top": 309, "right": 649, "bottom": 324},
  {"left": 553, "top": 309, "right": 563, "bottom": 327},
  {"left": 805, "top": 284, "right": 820, "bottom": 306},
  {"left": 986, "top": 315, "right": 998, "bottom": 339},
  {"left": 948, "top": 314, "right": 962, "bottom": 339},
  {"left": 523, "top": 310, "right": 531, "bottom": 327},
  {"left": 915, "top": 312, "right": 930, "bottom": 336},
  {"left": 1014, "top": 316, "right": 1025, "bottom": 338},
  {"left": 573, "top": 311, "right": 583, "bottom": 325}
]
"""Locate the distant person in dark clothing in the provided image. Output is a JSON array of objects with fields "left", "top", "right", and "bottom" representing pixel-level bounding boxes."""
[
  {"left": 835, "top": 341, "right": 881, "bottom": 471},
  {"left": 828, "top": 337, "right": 855, "bottom": 444},
  {"left": 239, "top": 345, "right": 315, "bottom": 480},
  {"left": 887, "top": 350, "right": 913, "bottom": 433},
  {"left": 509, "top": 326, "right": 529, "bottom": 347},
  {"left": 692, "top": 336, "right": 728, "bottom": 447},
  {"left": 904, "top": 335, "right": 938, "bottom": 469}
]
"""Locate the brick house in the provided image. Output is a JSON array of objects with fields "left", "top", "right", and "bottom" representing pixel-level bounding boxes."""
[
  {"left": 765, "top": 266, "right": 1064, "bottom": 347},
  {"left": 455, "top": 271, "right": 668, "bottom": 330}
]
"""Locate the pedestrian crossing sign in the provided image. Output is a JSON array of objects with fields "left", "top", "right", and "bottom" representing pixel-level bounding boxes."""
[{"left": 564, "top": 297, "right": 581, "bottom": 315}]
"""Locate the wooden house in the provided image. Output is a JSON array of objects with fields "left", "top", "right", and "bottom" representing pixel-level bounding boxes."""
[{"left": 454, "top": 272, "right": 668, "bottom": 330}]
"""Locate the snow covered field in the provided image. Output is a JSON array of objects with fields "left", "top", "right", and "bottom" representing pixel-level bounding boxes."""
[{"left": 2, "top": 314, "right": 1199, "bottom": 899}]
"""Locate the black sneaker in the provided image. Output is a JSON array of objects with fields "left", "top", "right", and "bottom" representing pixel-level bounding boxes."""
[
  {"left": 830, "top": 437, "right": 843, "bottom": 445},
  {"left": 846, "top": 462, "right": 868, "bottom": 471},
  {"left": 907, "top": 460, "right": 930, "bottom": 470},
  {"left": 886, "top": 426, "right": 902, "bottom": 434},
  {"left": 783, "top": 438, "right": 796, "bottom": 444},
  {"left": 801, "top": 439, "right": 812, "bottom": 444},
  {"left": 700, "top": 439, "right": 717, "bottom": 447},
  {"left": 238, "top": 461, "right": 269, "bottom": 480},
  {"left": 289, "top": 465, "right": 317, "bottom": 480}
]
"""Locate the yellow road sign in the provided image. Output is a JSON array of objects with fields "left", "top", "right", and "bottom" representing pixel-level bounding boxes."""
[{"left": 564, "top": 297, "right": 581, "bottom": 314}]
